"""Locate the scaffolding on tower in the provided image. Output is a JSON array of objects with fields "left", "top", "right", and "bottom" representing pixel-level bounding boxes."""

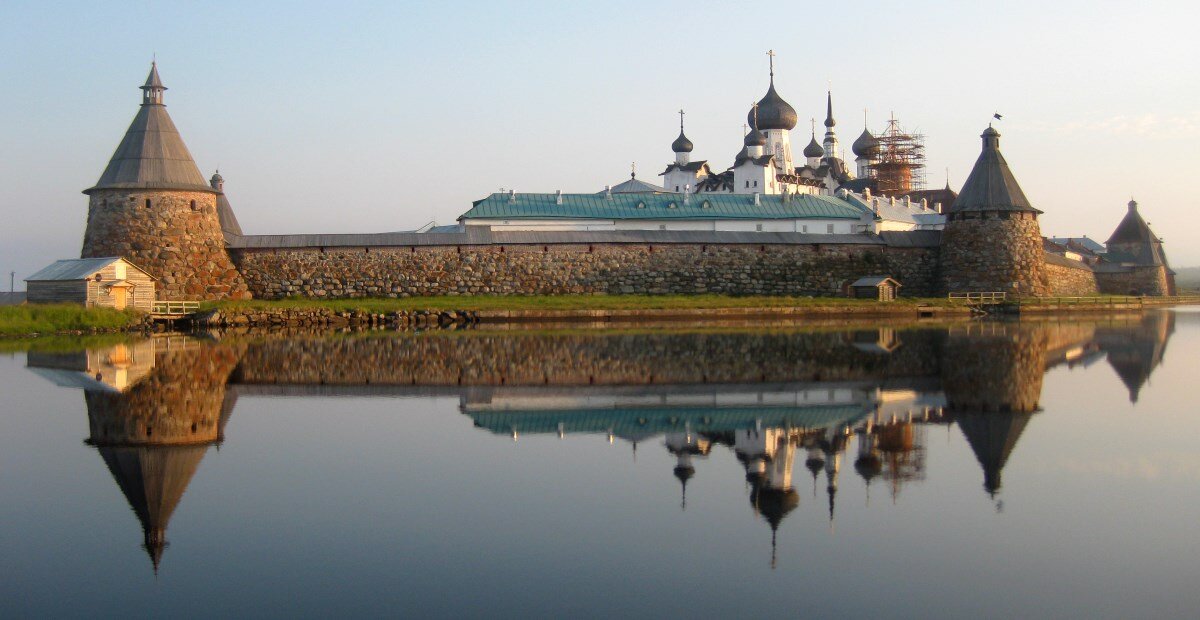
[{"left": 869, "top": 116, "right": 926, "bottom": 196}]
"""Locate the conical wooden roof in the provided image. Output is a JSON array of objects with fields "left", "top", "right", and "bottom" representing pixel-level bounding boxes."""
[
  {"left": 949, "top": 127, "right": 1040, "bottom": 214},
  {"left": 956, "top": 412, "right": 1032, "bottom": 496},
  {"left": 85, "top": 64, "right": 214, "bottom": 195},
  {"left": 98, "top": 444, "right": 209, "bottom": 572}
]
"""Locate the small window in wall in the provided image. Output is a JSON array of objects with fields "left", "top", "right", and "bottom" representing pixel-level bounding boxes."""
[
  {"left": 144, "top": 198, "right": 151, "bottom": 209},
  {"left": 802, "top": 225, "right": 808, "bottom": 233},
  {"left": 190, "top": 200, "right": 197, "bottom": 210},
  {"left": 745, "top": 181, "right": 750, "bottom": 188},
  {"left": 114, "top": 262, "right": 126, "bottom": 279},
  {"left": 827, "top": 224, "right": 835, "bottom": 234},
  {"left": 756, "top": 224, "right": 763, "bottom": 231},
  {"left": 675, "top": 185, "right": 680, "bottom": 192},
  {"left": 753, "top": 180, "right": 758, "bottom": 187}
]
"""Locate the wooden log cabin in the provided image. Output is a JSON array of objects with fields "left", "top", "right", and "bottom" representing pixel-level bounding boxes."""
[{"left": 25, "top": 257, "right": 156, "bottom": 312}]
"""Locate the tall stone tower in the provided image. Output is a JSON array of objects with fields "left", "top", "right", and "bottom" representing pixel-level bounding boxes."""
[
  {"left": 940, "top": 126, "right": 1048, "bottom": 297},
  {"left": 81, "top": 63, "right": 249, "bottom": 300}
]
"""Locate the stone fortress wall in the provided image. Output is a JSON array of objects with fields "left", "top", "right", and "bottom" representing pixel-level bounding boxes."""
[
  {"left": 230, "top": 242, "right": 943, "bottom": 299},
  {"left": 1044, "top": 256, "right": 1101, "bottom": 296}
]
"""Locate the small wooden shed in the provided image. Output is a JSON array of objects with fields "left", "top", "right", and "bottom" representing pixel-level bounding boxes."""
[
  {"left": 849, "top": 276, "right": 902, "bottom": 301},
  {"left": 25, "top": 257, "right": 155, "bottom": 311}
]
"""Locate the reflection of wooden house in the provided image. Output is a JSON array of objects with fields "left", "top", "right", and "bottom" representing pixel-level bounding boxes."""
[
  {"left": 25, "top": 257, "right": 155, "bottom": 311},
  {"left": 852, "top": 328, "right": 903, "bottom": 354},
  {"left": 848, "top": 276, "right": 901, "bottom": 301},
  {"left": 26, "top": 340, "right": 157, "bottom": 392}
]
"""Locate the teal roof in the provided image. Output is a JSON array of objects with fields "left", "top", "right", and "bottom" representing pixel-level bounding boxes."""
[
  {"left": 461, "top": 192, "right": 866, "bottom": 221},
  {"left": 467, "top": 404, "right": 870, "bottom": 437}
]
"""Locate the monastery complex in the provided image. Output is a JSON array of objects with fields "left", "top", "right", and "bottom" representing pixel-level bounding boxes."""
[{"left": 74, "top": 60, "right": 1176, "bottom": 301}]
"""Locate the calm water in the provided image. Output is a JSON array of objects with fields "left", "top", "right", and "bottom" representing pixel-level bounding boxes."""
[{"left": 2, "top": 312, "right": 1199, "bottom": 618}]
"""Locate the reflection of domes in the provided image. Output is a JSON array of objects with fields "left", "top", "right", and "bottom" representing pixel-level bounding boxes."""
[
  {"left": 749, "top": 83, "right": 798, "bottom": 131},
  {"left": 749, "top": 484, "right": 800, "bottom": 530},
  {"left": 854, "top": 454, "right": 883, "bottom": 482},
  {"left": 805, "top": 457, "right": 824, "bottom": 476}
]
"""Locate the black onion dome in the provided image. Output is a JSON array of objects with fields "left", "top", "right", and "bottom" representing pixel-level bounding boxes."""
[
  {"left": 744, "top": 128, "right": 766, "bottom": 147},
  {"left": 671, "top": 130, "right": 694, "bottom": 153},
  {"left": 803, "top": 136, "right": 824, "bottom": 158},
  {"left": 852, "top": 128, "right": 879, "bottom": 158},
  {"left": 748, "top": 83, "right": 798, "bottom": 131}
]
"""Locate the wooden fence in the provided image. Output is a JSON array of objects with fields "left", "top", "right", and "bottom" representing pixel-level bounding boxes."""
[{"left": 151, "top": 301, "right": 201, "bottom": 317}]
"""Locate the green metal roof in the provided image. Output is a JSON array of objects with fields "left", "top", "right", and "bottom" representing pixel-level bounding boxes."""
[
  {"left": 467, "top": 404, "right": 870, "bottom": 437},
  {"left": 461, "top": 192, "right": 866, "bottom": 221}
]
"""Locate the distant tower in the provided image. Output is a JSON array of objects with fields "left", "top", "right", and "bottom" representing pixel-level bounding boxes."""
[
  {"left": 81, "top": 63, "right": 249, "bottom": 300},
  {"left": 941, "top": 126, "right": 1049, "bottom": 296},
  {"left": 822, "top": 90, "right": 839, "bottom": 160}
]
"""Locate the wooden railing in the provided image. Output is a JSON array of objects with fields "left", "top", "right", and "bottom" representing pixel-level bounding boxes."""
[
  {"left": 151, "top": 301, "right": 201, "bottom": 316},
  {"left": 948, "top": 292, "right": 1007, "bottom": 304},
  {"left": 1015, "top": 296, "right": 1143, "bottom": 307}
]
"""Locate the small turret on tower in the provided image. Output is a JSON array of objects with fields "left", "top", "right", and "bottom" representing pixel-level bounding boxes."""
[{"left": 141, "top": 61, "right": 166, "bottom": 106}]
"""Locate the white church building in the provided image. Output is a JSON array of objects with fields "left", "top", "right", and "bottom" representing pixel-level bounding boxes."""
[{"left": 455, "top": 52, "right": 943, "bottom": 235}]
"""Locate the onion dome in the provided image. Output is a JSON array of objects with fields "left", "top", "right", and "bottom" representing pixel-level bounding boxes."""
[
  {"left": 671, "top": 130, "right": 693, "bottom": 153},
  {"left": 803, "top": 135, "right": 824, "bottom": 158},
  {"left": 744, "top": 128, "right": 767, "bottom": 147},
  {"left": 748, "top": 82, "right": 798, "bottom": 131},
  {"left": 852, "top": 128, "right": 879, "bottom": 158}
]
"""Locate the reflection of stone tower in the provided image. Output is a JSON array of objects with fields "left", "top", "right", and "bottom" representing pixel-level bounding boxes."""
[
  {"left": 941, "top": 127, "right": 1048, "bottom": 297},
  {"left": 1100, "top": 312, "right": 1175, "bottom": 403},
  {"left": 83, "top": 341, "right": 242, "bottom": 571},
  {"left": 81, "top": 63, "right": 249, "bottom": 301},
  {"left": 941, "top": 325, "right": 1047, "bottom": 496}
]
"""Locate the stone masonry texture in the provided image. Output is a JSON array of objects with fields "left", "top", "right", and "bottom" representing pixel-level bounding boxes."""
[
  {"left": 82, "top": 189, "right": 250, "bottom": 301},
  {"left": 940, "top": 214, "right": 1049, "bottom": 296},
  {"left": 230, "top": 243, "right": 942, "bottom": 299}
]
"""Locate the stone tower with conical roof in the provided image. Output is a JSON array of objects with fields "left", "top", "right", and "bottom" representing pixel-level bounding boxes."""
[
  {"left": 81, "top": 63, "right": 249, "bottom": 300},
  {"left": 940, "top": 126, "right": 1049, "bottom": 297}
]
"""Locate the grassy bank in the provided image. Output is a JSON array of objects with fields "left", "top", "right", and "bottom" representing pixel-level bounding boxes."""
[
  {"left": 0, "top": 304, "right": 143, "bottom": 337},
  {"left": 209, "top": 294, "right": 953, "bottom": 313}
]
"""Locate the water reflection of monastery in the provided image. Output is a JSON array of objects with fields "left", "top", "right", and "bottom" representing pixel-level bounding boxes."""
[{"left": 26, "top": 313, "right": 1176, "bottom": 572}]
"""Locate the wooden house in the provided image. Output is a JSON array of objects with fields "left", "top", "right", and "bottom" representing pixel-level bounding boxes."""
[
  {"left": 25, "top": 257, "right": 155, "bottom": 311},
  {"left": 848, "top": 276, "right": 901, "bottom": 301}
]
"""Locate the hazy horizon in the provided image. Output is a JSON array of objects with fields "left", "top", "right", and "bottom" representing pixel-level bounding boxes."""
[{"left": 3, "top": 0, "right": 1198, "bottom": 286}]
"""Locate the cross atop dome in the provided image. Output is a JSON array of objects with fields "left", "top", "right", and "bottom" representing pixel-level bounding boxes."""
[{"left": 748, "top": 51, "right": 797, "bottom": 131}]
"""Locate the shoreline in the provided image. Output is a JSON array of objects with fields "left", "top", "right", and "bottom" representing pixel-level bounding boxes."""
[{"left": 3, "top": 294, "right": 1198, "bottom": 338}]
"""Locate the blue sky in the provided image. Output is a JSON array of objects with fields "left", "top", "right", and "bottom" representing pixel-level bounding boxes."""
[{"left": 2, "top": 0, "right": 1198, "bottom": 284}]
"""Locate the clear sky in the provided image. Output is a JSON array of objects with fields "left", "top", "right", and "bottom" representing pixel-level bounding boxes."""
[{"left": 2, "top": 0, "right": 1198, "bottom": 286}]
